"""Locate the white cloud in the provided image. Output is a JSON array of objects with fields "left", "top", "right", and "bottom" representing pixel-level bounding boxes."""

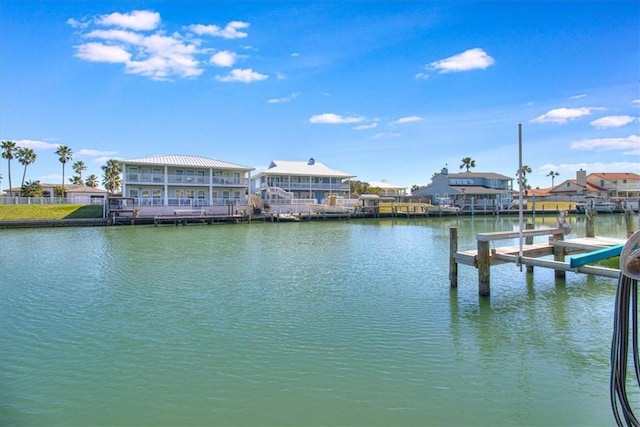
[
  {"left": 96, "top": 10, "right": 160, "bottom": 31},
  {"left": 267, "top": 93, "right": 298, "bottom": 104},
  {"left": 392, "top": 116, "right": 423, "bottom": 125},
  {"left": 415, "top": 72, "right": 429, "bottom": 80},
  {"left": 71, "top": 12, "right": 255, "bottom": 81},
  {"left": 429, "top": 48, "right": 494, "bottom": 73},
  {"left": 372, "top": 132, "right": 401, "bottom": 140},
  {"left": 86, "top": 29, "right": 143, "bottom": 44},
  {"left": 209, "top": 50, "right": 237, "bottom": 67},
  {"left": 76, "top": 29, "right": 203, "bottom": 79},
  {"left": 67, "top": 18, "right": 89, "bottom": 29},
  {"left": 309, "top": 113, "right": 365, "bottom": 124},
  {"left": 215, "top": 68, "right": 268, "bottom": 83},
  {"left": 590, "top": 115, "right": 636, "bottom": 129},
  {"left": 75, "top": 42, "right": 131, "bottom": 63},
  {"left": 187, "top": 21, "right": 249, "bottom": 39},
  {"left": 78, "top": 149, "right": 118, "bottom": 157},
  {"left": 291, "top": 52, "right": 300, "bottom": 57},
  {"left": 570, "top": 94, "right": 587, "bottom": 100},
  {"left": 353, "top": 122, "right": 378, "bottom": 130},
  {"left": 530, "top": 107, "right": 604, "bottom": 124},
  {"left": 633, "top": 99, "right": 640, "bottom": 106},
  {"left": 570, "top": 134, "right": 640, "bottom": 155},
  {"left": 14, "top": 139, "right": 59, "bottom": 150}
]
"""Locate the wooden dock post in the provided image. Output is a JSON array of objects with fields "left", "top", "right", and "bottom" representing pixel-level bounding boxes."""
[
  {"left": 586, "top": 210, "right": 595, "bottom": 238},
  {"left": 625, "top": 208, "right": 635, "bottom": 237},
  {"left": 478, "top": 240, "right": 490, "bottom": 296},
  {"left": 553, "top": 232, "right": 566, "bottom": 279},
  {"left": 450, "top": 228, "right": 458, "bottom": 288},
  {"left": 525, "top": 223, "right": 534, "bottom": 273}
]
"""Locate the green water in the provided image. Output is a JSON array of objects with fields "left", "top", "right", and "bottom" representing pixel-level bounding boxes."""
[{"left": 0, "top": 215, "right": 632, "bottom": 426}]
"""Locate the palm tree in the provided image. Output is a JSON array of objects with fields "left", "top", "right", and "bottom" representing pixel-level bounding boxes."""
[
  {"left": 460, "top": 157, "right": 476, "bottom": 172},
  {"left": 55, "top": 145, "right": 73, "bottom": 197},
  {"left": 69, "top": 176, "right": 83, "bottom": 185},
  {"left": 546, "top": 170, "right": 560, "bottom": 188},
  {"left": 517, "top": 165, "right": 533, "bottom": 195},
  {"left": 72, "top": 160, "right": 87, "bottom": 184},
  {"left": 16, "top": 147, "right": 37, "bottom": 189},
  {"left": 1, "top": 140, "right": 17, "bottom": 195},
  {"left": 85, "top": 174, "right": 99, "bottom": 188},
  {"left": 101, "top": 159, "right": 122, "bottom": 194}
]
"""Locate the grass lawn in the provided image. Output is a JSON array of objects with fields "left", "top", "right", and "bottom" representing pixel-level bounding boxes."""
[{"left": 0, "top": 204, "right": 104, "bottom": 220}]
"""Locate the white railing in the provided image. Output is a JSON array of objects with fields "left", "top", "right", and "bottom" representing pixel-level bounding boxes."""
[
  {"left": 126, "top": 173, "right": 250, "bottom": 186},
  {"left": 267, "top": 186, "right": 293, "bottom": 199},
  {"left": 0, "top": 196, "right": 106, "bottom": 205}
]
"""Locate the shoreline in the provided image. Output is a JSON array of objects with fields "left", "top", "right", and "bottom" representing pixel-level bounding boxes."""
[{"left": 0, "top": 208, "right": 625, "bottom": 229}]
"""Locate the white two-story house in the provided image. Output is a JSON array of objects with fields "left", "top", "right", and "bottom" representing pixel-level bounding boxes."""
[
  {"left": 120, "top": 155, "right": 254, "bottom": 211},
  {"left": 252, "top": 158, "right": 356, "bottom": 207}
]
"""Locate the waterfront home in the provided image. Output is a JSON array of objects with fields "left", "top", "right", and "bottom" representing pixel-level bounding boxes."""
[
  {"left": 587, "top": 172, "right": 640, "bottom": 199},
  {"left": 367, "top": 179, "right": 407, "bottom": 198},
  {"left": 550, "top": 169, "right": 607, "bottom": 200},
  {"left": 252, "top": 158, "right": 356, "bottom": 209},
  {"left": 119, "top": 155, "right": 254, "bottom": 213},
  {"left": 3, "top": 183, "right": 109, "bottom": 204},
  {"left": 411, "top": 167, "right": 513, "bottom": 211}
]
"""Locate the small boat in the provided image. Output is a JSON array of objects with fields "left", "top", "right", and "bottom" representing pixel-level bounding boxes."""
[
  {"left": 274, "top": 213, "right": 301, "bottom": 222},
  {"left": 594, "top": 202, "right": 615, "bottom": 214},
  {"left": 308, "top": 204, "right": 354, "bottom": 215}
]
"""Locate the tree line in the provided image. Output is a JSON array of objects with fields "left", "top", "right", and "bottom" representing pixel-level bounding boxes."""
[{"left": 1, "top": 140, "right": 122, "bottom": 197}]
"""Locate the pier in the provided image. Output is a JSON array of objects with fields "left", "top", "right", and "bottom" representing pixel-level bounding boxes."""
[{"left": 450, "top": 210, "right": 636, "bottom": 296}]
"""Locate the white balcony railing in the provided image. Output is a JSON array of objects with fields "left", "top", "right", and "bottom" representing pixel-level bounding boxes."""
[{"left": 126, "top": 173, "right": 249, "bottom": 186}]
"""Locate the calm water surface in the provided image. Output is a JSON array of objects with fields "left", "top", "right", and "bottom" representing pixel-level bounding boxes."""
[{"left": 0, "top": 215, "right": 632, "bottom": 426}]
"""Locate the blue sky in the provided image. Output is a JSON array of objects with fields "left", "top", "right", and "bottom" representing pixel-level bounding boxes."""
[{"left": 1, "top": 1, "right": 638, "bottom": 191}]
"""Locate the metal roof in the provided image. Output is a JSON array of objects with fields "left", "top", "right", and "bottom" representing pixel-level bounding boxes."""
[
  {"left": 253, "top": 159, "right": 356, "bottom": 178},
  {"left": 119, "top": 155, "right": 254, "bottom": 171},
  {"left": 446, "top": 172, "right": 513, "bottom": 180},
  {"left": 368, "top": 180, "right": 406, "bottom": 190}
]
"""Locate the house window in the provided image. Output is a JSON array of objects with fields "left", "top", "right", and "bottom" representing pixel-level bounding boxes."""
[
  {"left": 152, "top": 189, "right": 161, "bottom": 198},
  {"left": 175, "top": 170, "right": 184, "bottom": 182},
  {"left": 197, "top": 190, "right": 205, "bottom": 199},
  {"left": 129, "top": 188, "right": 139, "bottom": 197},
  {"left": 175, "top": 189, "right": 184, "bottom": 198},
  {"left": 197, "top": 170, "right": 205, "bottom": 183},
  {"left": 186, "top": 190, "right": 195, "bottom": 199},
  {"left": 186, "top": 170, "right": 195, "bottom": 182},
  {"left": 153, "top": 168, "right": 162, "bottom": 182},
  {"left": 128, "top": 167, "right": 138, "bottom": 182}
]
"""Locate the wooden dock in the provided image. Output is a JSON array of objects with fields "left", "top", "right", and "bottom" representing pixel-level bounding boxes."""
[
  {"left": 153, "top": 213, "right": 246, "bottom": 226},
  {"left": 450, "top": 210, "right": 636, "bottom": 296}
]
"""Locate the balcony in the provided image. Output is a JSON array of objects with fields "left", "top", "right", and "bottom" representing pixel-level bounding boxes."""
[
  {"left": 261, "top": 182, "right": 350, "bottom": 191},
  {"left": 126, "top": 173, "right": 249, "bottom": 186}
]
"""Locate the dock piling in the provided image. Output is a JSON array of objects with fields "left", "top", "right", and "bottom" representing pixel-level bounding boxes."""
[
  {"left": 478, "top": 240, "right": 491, "bottom": 296},
  {"left": 449, "top": 228, "right": 458, "bottom": 288},
  {"left": 525, "top": 223, "right": 534, "bottom": 273}
]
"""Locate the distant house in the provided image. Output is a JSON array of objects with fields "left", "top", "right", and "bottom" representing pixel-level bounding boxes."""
[
  {"left": 586, "top": 172, "right": 640, "bottom": 199},
  {"left": 252, "top": 158, "right": 356, "bottom": 204},
  {"left": 550, "top": 169, "right": 607, "bottom": 199},
  {"left": 119, "top": 155, "right": 254, "bottom": 207},
  {"left": 368, "top": 180, "right": 407, "bottom": 197},
  {"left": 411, "top": 167, "right": 514, "bottom": 210},
  {"left": 4, "top": 183, "right": 109, "bottom": 203}
]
